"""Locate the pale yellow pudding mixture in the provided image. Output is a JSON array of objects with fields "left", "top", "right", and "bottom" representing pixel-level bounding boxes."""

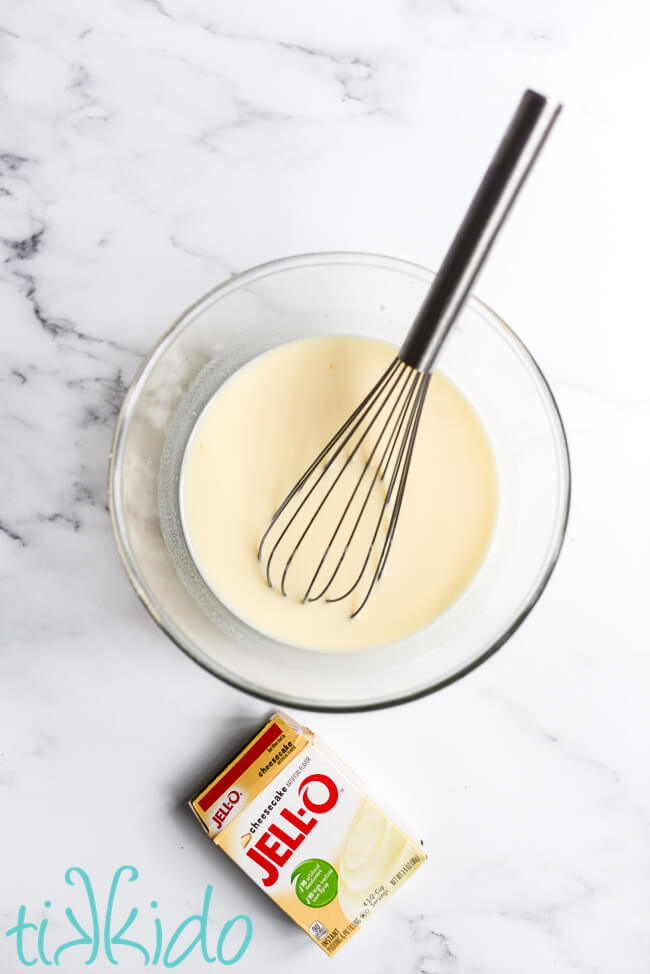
[{"left": 180, "top": 335, "right": 497, "bottom": 651}]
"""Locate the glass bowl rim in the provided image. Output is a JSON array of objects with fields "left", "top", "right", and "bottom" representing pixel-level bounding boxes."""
[{"left": 108, "top": 250, "right": 572, "bottom": 712}]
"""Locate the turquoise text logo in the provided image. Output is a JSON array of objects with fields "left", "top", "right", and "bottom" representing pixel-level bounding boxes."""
[{"left": 5, "top": 865, "right": 253, "bottom": 967}]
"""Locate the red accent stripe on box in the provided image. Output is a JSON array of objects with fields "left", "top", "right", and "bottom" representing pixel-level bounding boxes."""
[{"left": 197, "top": 722, "right": 284, "bottom": 812}]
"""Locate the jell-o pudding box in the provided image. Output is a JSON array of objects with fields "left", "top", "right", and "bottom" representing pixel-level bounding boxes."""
[{"left": 190, "top": 712, "right": 426, "bottom": 957}]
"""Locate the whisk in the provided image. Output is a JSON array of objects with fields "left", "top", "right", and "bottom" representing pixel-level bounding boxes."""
[{"left": 258, "top": 89, "right": 561, "bottom": 616}]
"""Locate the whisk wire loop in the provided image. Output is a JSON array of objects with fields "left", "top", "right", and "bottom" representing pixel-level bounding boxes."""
[
  {"left": 351, "top": 372, "right": 432, "bottom": 618},
  {"left": 277, "top": 359, "right": 409, "bottom": 596},
  {"left": 258, "top": 357, "right": 401, "bottom": 590},
  {"left": 325, "top": 370, "right": 430, "bottom": 610},
  {"left": 257, "top": 351, "right": 432, "bottom": 615},
  {"left": 307, "top": 365, "right": 421, "bottom": 603}
]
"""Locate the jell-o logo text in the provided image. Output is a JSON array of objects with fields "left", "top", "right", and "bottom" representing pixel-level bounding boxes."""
[{"left": 245, "top": 774, "right": 339, "bottom": 887}]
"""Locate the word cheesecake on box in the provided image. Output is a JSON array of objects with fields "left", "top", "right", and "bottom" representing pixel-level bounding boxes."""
[{"left": 190, "top": 712, "right": 426, "bottom": 957}]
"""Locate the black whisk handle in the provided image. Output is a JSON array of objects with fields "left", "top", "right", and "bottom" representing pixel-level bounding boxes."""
[{"left": 399, "top": 88, "right": 562, "bottom": 374}]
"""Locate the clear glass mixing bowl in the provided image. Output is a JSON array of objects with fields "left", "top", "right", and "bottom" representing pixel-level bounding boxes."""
[{"left": 108, "top": 252, "right": 570, "bottom": 711}]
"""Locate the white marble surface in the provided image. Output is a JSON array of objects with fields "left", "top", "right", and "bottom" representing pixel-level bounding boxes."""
[{"left": 2, "top": 0, "right": 649, "bottom": 970}]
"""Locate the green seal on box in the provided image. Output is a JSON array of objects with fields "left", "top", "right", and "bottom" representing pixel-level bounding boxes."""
[{"left": 291, "top": 859, "right": 338, "bottom": 908}]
